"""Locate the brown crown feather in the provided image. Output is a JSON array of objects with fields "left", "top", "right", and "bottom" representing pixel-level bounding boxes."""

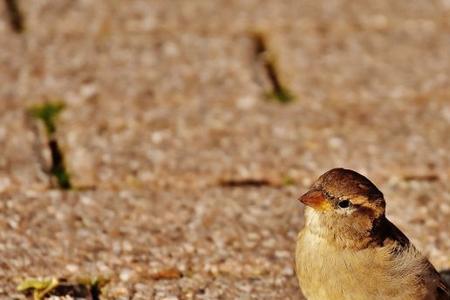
[{"left": 312, "top": 168, "right": 384, "bottom": 202}]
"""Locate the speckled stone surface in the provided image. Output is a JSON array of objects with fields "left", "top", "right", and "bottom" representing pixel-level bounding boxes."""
[{"left": 0, "top": 1, "right": 449, "bottom": 299}]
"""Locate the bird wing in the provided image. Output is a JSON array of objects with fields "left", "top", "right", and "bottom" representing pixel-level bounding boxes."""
[
  {"left": 379, "top": 219, "right": 450, "bottom": 299},
  {"left": 372, "top": 217, "right": 410, "bottom": 251},
  {"left": 435, "top": 272, "right": 450, "bottom": 299}
]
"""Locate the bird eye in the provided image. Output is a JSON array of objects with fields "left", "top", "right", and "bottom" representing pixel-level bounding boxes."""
[{"left": 338, "top": 200, "right": 351, "bottom": 208}]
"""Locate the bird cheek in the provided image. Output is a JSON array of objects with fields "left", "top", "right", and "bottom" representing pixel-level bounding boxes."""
[{"left": 298, "top": 190, "right": 332, "bottom": 212}]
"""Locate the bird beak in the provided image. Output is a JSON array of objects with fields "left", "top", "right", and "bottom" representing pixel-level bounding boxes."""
[{"left": 298, "top": 190, "right": 331, "bottom": 211}]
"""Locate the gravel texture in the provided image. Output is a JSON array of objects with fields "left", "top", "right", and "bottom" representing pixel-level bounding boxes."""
[{"left": 0, "top": 1, "right": 449, "bottom": 299}]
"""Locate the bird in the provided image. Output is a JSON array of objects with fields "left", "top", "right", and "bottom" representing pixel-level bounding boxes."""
[{"left": 295, "top": 168, "right": 450, "bottom": 300}]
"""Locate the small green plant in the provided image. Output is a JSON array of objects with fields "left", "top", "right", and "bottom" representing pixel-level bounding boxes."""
[
  {"left": 48, "top": 139, "right": 72, "bottom": 189},
  {"left": 29, "top": 102, "right": 65, "bottom": 135},
  {"left": 5, "top": 0, "right": 25, "bottom": 33},
  {"left": 252, "top": 32, "right": 295, "bottom": 104},
  {"left": 266, "top": 87, "right": 295, "bottom": 103},
  {"left": 281, "top": 175, "right": 296, "bottom": 186},
  {"left": 17, "top": 276, "right": 109, "bottom": 300},
  {"left": 29, "top": 102, "right": 72, "bottom": 189},
  {"left": 76, "top": 276, "right": 110, "bottom": 300},
  {"left": 17, "top": 277, "right": 58, "bottom": 300}
]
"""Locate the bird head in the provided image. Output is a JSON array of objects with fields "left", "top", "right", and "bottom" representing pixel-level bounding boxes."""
[{"left": 298, "top": 168, "right": 386, "bottom": 246}]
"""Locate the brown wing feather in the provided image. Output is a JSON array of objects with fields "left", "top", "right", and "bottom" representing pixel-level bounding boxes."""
[
  {"left": 370, "top": 217, "right": 410, "bottom": 251},
  {"left": 436, "top": 275, "right": 450, "bottom": 299},
  {"left": 373, "top": 218, "right": 450, "bottom": 299}
]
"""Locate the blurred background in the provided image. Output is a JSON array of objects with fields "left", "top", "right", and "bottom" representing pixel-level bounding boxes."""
[{"left": 0, "top": 1, "right": 449, "bottom": 299}]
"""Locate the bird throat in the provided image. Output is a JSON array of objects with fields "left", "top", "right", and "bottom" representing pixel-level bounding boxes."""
[{"left": 304, "top": 207, "right": 378, "bottom": 250}]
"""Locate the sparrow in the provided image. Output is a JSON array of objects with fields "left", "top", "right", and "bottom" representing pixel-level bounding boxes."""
[{"left": 295, "top": 168, "right": 450, "bottom": 300}]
